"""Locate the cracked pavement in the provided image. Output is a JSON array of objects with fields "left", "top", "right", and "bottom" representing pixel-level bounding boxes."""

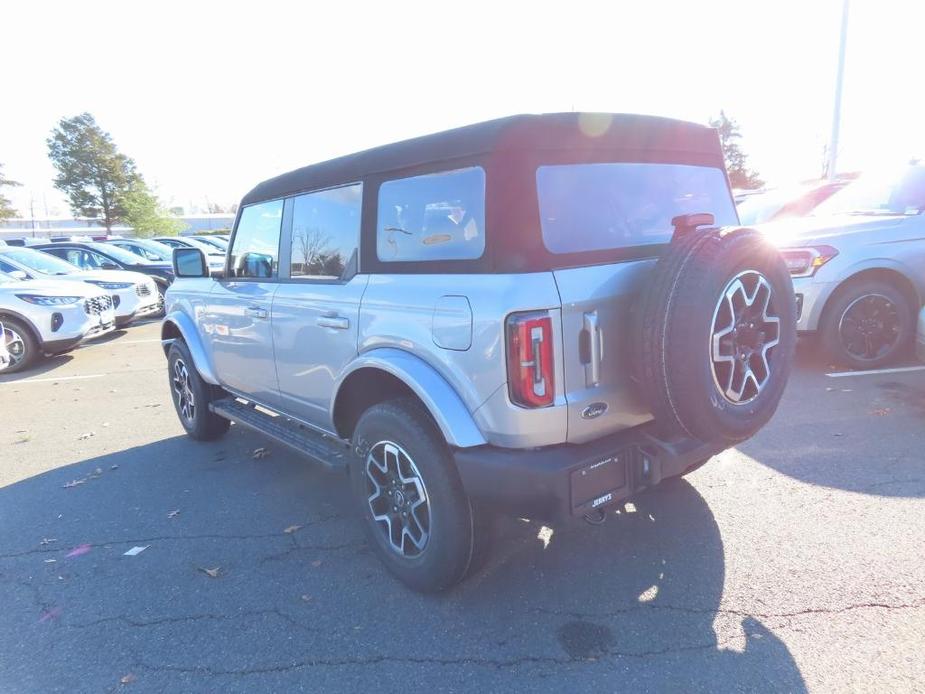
[{"left": 1, "top": 321, "right": 924, "bottom": 692}]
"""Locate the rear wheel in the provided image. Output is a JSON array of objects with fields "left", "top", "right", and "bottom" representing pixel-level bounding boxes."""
[
  {"left": 1, "top": 318, "right": 39, "bottom": 374},
  {"left": 820, "top": 279, "right": 914, "bottom": 369},
  {"left": 167, "top": 341, "right": 229, "bottom": 440},
  {"left": 350, "top": 398, "right": 475, "bottom": 592},
  {"left": 635, "top": 227, "right": 797, "bottom": 444}
]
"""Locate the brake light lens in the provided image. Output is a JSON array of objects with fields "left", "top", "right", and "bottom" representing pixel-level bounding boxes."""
[
  {"left": 506, "top": 311, "right": 555, "bottom": 408},
  {"left": 779, "top": 245, "right": 839, "bottom": 278}
]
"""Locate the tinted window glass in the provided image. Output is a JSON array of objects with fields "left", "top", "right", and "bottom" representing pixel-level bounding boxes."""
[
  {"left": 377, "top": 167, "right": 485, "bottom": 262},
  {"left": 290, "top": 184, "right": 362, "bottom": 279},
  {"left": 0, "top": 248, "right": 79, "bottom": 275},
  {"left": 229, "top": 200, "right": 283, "bottom": 278},
  {"left": 536, "top": 163, "right": 738, "bottom": 254}
]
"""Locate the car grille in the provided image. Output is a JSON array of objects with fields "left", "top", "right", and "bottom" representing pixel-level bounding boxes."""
[
  {"left": 136, "top": 282, "right": 152, "bottom": 297},
  {"left": 84, "top": 295, "right": 113, "bottom": 316}
]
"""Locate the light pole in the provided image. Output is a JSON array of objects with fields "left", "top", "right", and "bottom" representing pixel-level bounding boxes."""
[{"left": 827, "top": 0, "right": 850, "bottom": 181}]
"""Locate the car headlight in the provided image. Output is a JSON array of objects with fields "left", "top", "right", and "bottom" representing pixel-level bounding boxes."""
[
  {"left": 778, "top": 245, "right": 839, "bottom": 278},
  {"left": 85, "top": 280, "right": 135, "bottom": 290},
  {"left": 15, "top": 294, "right": 82, "bottom": 306}
]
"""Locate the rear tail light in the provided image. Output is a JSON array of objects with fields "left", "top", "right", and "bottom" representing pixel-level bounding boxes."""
[{"left": 506, "top": 311, "right": 555, "bottom": 408}]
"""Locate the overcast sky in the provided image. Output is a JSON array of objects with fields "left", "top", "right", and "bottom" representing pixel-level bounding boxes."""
[{"left": 3, "top": 0, "right": 923, "bottom": 216}]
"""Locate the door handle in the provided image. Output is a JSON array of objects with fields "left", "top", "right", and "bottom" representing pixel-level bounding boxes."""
[
  {"left": 316, "top": 314, "right": 349, "bottom": 330},
  {"left": 582, "top": 310, "right": 603, "bottom": 386},
  {"left": 244, "top": 305, "right": 268, "bottom": 320}
]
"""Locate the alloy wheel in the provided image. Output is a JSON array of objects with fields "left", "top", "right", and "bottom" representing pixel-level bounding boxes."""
[
  {"left": 365, "top": 441, "right": 431, "bottom": 557},
  {"left": 172, "top": 358, "right": 196, "bottom": 422},
  {"left": 838, "top": 293, "right": 901, "bottom": 362},
  {"left": 2, "top": 326, "right": 27, "bottom": 368},
  {"left": 710, "top": 270, "right": 781, "bottom": 404}
]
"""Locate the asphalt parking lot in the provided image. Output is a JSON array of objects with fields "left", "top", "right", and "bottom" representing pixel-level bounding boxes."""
[{"left": 1, "top": 322, "right": 923, "bottom": 693}]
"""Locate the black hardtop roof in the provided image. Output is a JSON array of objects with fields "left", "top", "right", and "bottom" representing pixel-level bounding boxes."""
[{"left": 241, "top": 112, "right": 721, "bottom": 206}]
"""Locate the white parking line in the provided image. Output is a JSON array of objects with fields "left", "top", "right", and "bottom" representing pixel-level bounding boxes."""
[
  {"left": 0, "top": 374, "right": 105, "bottom": 385},
  {"left": 826, "top": 365, "right": 925, "bottom": 378}
]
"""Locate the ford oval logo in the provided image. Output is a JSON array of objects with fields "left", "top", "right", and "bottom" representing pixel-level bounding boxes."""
[{"left": 581, "top": 402, "right": 608, "bottom": 419}]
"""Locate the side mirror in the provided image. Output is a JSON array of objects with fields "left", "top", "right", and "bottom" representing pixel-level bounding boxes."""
[
  {"left": 8, "top": 270, "right": 28, "bottom": 280},
  {"left": 100, "top": 261, "right": 120, "bottom": 270},
  {"left": 172, "top": 247, "right": 210, "bottom": 278}
]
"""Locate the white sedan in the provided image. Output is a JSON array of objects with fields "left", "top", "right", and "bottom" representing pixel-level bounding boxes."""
[
  {"left": 0, "top": 247, "right": 159, "bottom": 327},
  {"left": 0, "top": 271, "right": 116, "bottom": 373}
]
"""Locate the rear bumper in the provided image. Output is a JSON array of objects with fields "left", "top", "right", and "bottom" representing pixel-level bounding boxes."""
[{"left": 453, "top": 425, "right": 725, "bottom": 521}]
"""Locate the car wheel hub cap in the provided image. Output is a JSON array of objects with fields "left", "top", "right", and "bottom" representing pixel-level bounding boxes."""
[
  {"left": 2, "top": 327, "right": 26, "bottom": 366},
  {"left": 838, "top": 294, "right": 900, "bottom": 361},
  {"left": 365, "top": 441, "right": 431, "bottom": 558},
  {"left": 172, "top": 359, "right": 195, "bottom": 422},
  {"left": 710, "top": 270, "right": 781, "bottom": 404}
]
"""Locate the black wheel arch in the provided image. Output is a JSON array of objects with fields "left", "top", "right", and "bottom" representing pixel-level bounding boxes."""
[{"left": 820, "top": 267, "right": 920, "bottom": 328}]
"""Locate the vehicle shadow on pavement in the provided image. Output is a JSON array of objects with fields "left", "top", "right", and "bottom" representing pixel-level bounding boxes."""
[
  {"left": 0, "top": 353, "right": 74, "bottom": 383},
  {"left": 740, "top": 339, "right": 925, "bottom": 498},
  {"left": 0, "top": 432, "right": 806, "bottom": 692}
]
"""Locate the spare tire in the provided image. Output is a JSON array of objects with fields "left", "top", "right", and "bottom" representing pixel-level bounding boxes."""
[{"left": 635, "top": 227, "right": 796, "bottom": 444}]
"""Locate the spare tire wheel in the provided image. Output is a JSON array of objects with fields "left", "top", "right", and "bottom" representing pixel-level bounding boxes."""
[{"left": 636, "top": 227, "right": 796, "bottom": 444}]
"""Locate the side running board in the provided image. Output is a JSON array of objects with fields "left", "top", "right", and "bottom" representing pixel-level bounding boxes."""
[{"left": 209, "top": 397, "right": 349, "bottom": 471}]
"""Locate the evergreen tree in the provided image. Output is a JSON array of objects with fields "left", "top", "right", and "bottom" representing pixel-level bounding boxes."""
[{"left": 709, "top": 111, "right": 764, "bottom": 190}]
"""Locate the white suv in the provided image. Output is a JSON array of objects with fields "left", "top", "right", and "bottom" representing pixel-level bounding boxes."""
[
  {"left": 0, "top": 247, "right": 159, "bottom": 327},
  {"left": 0, "top": 271, "right": 115, "bottom": 373}
]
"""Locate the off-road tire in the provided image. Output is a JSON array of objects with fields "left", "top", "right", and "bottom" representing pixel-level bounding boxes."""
[
  {"left": 350, "top": 398, "right": 476, "bottom": 593},
  {"left": 636, "top": 227, "right": 797, "bottom": 444},
  {"left": 820, "top": 279, "right": 914, "bottom": 369},
  {"left": 167, "top": 341, "right": 230, "bottom": 441},
  {"left": 1, "top": 317, "right": 39, "bottom": 374}
]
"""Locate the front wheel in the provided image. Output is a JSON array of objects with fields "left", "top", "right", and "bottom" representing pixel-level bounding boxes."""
[
  {"left": 350, "top": 398, "right": 475, "bottom": 593},
  {"left": 1, "top": 318, "right": 39, "bottom": 374},
  {"left": 820, "top": 280, "right": 914, "bottom": 369},
  {"left": 167, "top": 341, "right": 229, "bottom": 440}
]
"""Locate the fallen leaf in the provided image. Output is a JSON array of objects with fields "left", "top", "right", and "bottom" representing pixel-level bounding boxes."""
[
  {"left": 167, "top": 509, "right": 180, "bottom": 519},
  {"left": 871, "top": 407, "right": 891, "bottom": 416},
  {"left": 40, "top": 538, "right": 57, "bottom": 546},
  {"left": 300, "top": 594, "right": 313, "bottom": 602},
  {"left": 77, "top": 432, "right": 95, "bottom": 441},
  {"left": 38, "top": 607, "right": 62, "bottom": 623},
  {"left": 283, "top": 525, "right": 302, "bottom": 534},
  {"left": 311, "top": 560, "right": 323, "bottom": 568},
  {"left": 123, "top": 546, "right": 148, "bottom": 557},
  {"left": 120, "top": 673, "right": 136, "bottom": 685},
  {"left": 199, "top": 566, "right": 221, "bottom": 578},
  {"left": 65, "top": 544, "right": 91, "bottom": 558},
  {"left": 252, "top": 447, "right": 270, "bottom": 459},
  {"left": 111, "top": 464, "right": 119, "bottom": 470},
  {"left": 63, "top": 479, "right": 86, "bottom": 488}
]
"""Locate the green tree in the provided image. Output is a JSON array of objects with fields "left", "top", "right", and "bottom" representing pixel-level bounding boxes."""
[
  {"left": 47, "top": 113, "right": 137, "bottom": 230},
  {"left": 709, "top": 111, "right": 764, "bottom": 190},
  {"left": 0, "top": 163, "right": 21, "bottom": 221},
  {"left": 120, "top": 182, "right": 185, "bottom": 238}
]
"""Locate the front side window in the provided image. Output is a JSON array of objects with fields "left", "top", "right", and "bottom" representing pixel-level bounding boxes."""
[
  {"left": 536, "top": 163, "right": 738, "bottom": 254},
  {"left": 290, "top": 184, "right": 362, "bottom": 280},
  {"left": 377, "top": 167, "right": 485, "bottom": 262},
  {"left": 229, "top": 200, "right": 284, "bottom": 278}
]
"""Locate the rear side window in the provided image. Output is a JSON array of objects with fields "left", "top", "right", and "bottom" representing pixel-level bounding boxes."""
[
  {"left": 290, "top": 183, "right": 362, "bottom": 280},
  {"left": 229, "top": 200, "right": 283, "bottom": 278},
  {"left": 536, "top": 163, "right": 737, "bottom": 254},
  {"left": 377, "top": 167, "right": 485, "bottom": 262}
]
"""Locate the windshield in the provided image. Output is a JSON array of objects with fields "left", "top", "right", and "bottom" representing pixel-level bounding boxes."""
[
  {"left": 184, "top": 238, "right": 225, "bottom": 255},
  {"left": 115, "top": 239, "right": 173, "bottom": 261},
  {"left": 737, "top": 189, "right": 793, "bottom": 225},
  {"left": 0, "top": 247, "right": 80, "bottom": 275},
  {"left": 537, "top": 163, "right": 738, "bottom": 254},
  {"left": 193, "top": 236, "right": 228, "bottom": 250},
  {"left": 814, "top": 166, "right": 925, "bottom": 216},
  {"left": 85, "top": 241, "right": 154, "bottom": 265}
]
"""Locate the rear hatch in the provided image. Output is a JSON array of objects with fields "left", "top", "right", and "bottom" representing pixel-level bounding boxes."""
[{"left": 537, "top": 161, "right": 739, "bottom": 443}]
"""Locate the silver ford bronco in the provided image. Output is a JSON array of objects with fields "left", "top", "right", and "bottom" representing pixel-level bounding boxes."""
[{"left": 162, "top": 113, "right": 796, "bottom": 592}]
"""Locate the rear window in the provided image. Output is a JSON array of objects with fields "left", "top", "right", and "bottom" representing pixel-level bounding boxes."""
[
  {"left": 377, "top": 167, "right": 485, "bottom": 262},
  {"left": 536, "top": 163, "right": 737, "bottom": 254}
]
